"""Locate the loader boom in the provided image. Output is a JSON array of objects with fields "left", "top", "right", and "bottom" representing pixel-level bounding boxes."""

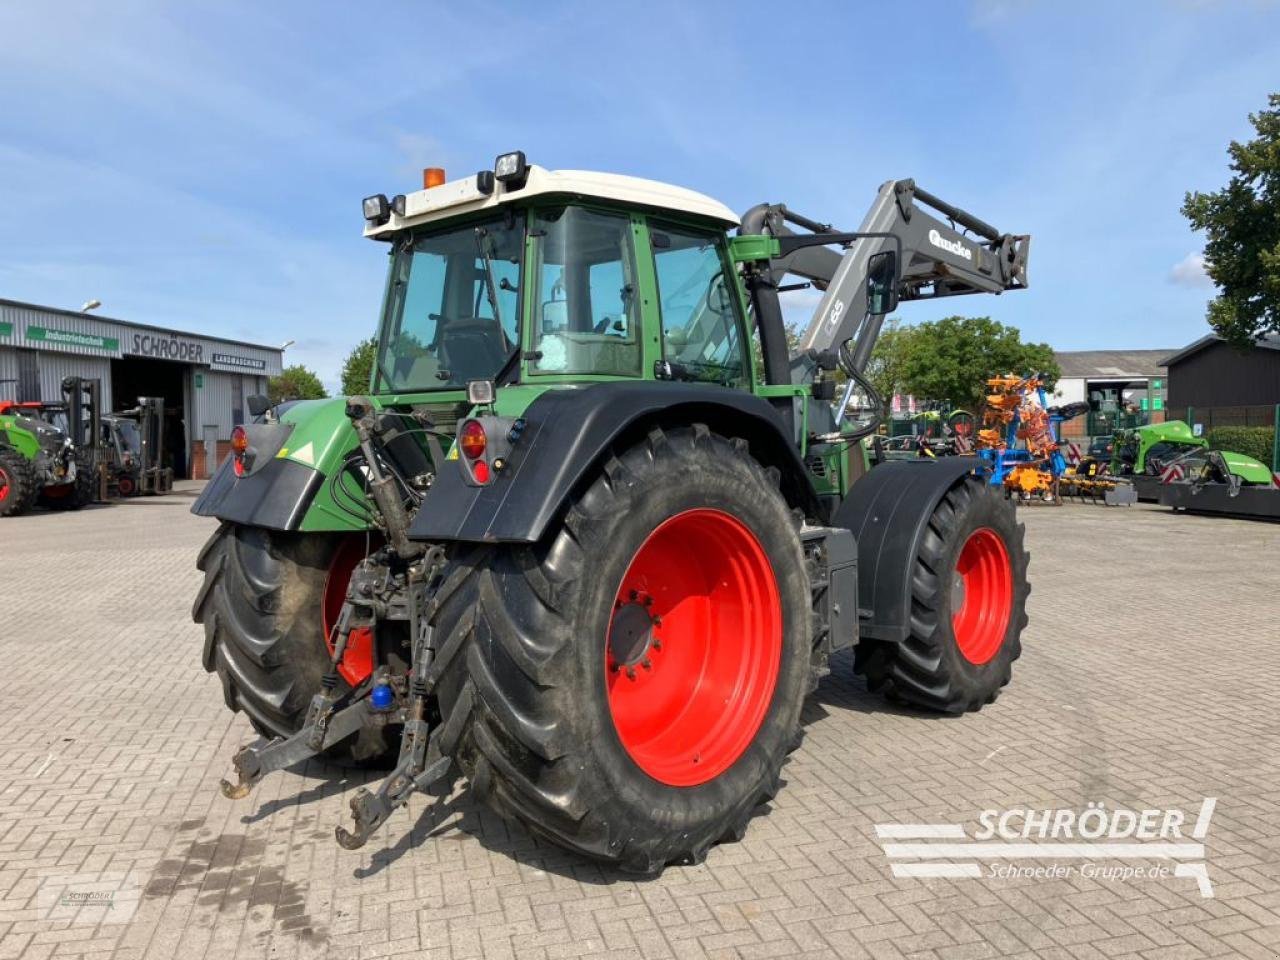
[{"left": 741, "top": 179, "right": 1029, "bottom": 382}]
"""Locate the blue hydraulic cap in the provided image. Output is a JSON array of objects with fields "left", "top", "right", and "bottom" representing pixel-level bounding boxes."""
[{"left": 370, "top": 684, "right": 394, "bottom": 711}]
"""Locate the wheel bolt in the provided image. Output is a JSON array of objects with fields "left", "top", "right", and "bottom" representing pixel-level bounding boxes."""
[
  {"left": 629, "top": 589, "right": 638, "bottom": 601},
  {"left": 642, "top": 658, "right": 652, "bottom": 670},
  {"left": 652, "top": 639, "right": 662, "bottom": 651},
  {"left": 643, "top": 596, "right": 654, "bottom": 607},
  {"left": 626, "top": 667, "right": 637, "bottom": 680}
]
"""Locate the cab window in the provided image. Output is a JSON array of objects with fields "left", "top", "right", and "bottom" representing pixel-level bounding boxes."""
[
  {"left": 650, "top": 223, "right": 747, "bottom": 387},
  {"left": 530, "top": 206, "right": 641, "bottom": 376}
]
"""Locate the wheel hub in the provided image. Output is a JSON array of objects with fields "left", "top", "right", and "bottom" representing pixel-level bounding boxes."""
[{"left": 608, "top": 599, "right": 657, "bottom": 672}]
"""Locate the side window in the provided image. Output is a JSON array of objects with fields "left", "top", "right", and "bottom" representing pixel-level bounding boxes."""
[
  {"left": 530, "top": 207, "right": 641, "bottom": 376},
  {"left": 650, "top": 223, "right": 747, "bottom": 387}
]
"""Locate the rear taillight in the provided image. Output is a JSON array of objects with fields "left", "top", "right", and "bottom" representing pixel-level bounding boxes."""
[
  {"left": 459, "top": 420, "right": 487, "bottom": 460},
  {"left": 231, "top": 426, "right": 249, "bottom": 477}
]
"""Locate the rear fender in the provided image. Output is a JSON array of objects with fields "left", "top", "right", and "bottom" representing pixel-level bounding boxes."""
[
  {"left": 409, "top": 381, "right": 822, "bottom": 544},
  {"left": 831, "top": 457, "right": 983, "bottom": 643}
]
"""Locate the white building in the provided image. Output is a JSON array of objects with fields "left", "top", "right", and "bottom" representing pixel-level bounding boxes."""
[{"left": 0, "top": 298, "right": 284, "bottom": 478}]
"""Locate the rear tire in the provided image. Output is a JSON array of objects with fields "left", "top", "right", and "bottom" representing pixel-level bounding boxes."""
[
  {"left": 192, "top": 522, "right": 397, "bottom": 765},
  {"left": 428, "top": 425, "right": 812, "bottom": 873},
  {"left": 0, "top": 450, "right": 36, "bottom": 518},
  {"left": 859, "top": 478, "right": 1028, "bottom": 713}
]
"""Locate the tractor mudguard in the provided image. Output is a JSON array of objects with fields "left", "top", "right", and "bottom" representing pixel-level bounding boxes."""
[
  {"left": 831, "top": 456, "right": 981, "bottom": 644},
  {"left": 409, "top": 381, "right": 822, "bottom": 544},
  {"left": 193, "top": 450, "right": 324, "bottom": 530}
]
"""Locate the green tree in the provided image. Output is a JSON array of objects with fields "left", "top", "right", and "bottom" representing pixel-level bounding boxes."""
[
  {"left": 267, "top": 365, "right": 327, "bottom": 405},
  {"left": 1182, "top": 93, "right": 1280, "bottom": 345},
  {"left": 897, "top": 316, "right": 1058, "bottom": 410},
  {"left": 864, "top": 318, "right": 917, "bottom": 413},
  {"left": 340, "top": 338, "right": 378, "bottom": 395}
]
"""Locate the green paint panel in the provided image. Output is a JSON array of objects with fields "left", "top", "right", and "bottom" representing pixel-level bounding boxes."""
[
  {"left": 26, "top": 325, "right": 119, "bottom": 351},
  {"left": 194, "top": 373, "right": 204, "bottom": 388},
  {"left": 0, "top": 321, "right": 12, "bottom": 338}
]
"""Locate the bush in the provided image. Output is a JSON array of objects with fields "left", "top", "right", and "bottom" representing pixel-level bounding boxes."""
[{"left": 1206, "top": 425, "right": 1275, "bottom": 464}]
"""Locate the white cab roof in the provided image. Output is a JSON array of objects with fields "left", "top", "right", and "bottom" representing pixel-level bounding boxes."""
[{"left": 364, "top": 165, "right": 738, "bottom": 238}]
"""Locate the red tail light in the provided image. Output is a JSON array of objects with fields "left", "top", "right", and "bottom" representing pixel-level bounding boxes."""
[
  {"left": 459, "top": 420, "right": 487, "bottom": 460},
  {"left": 231, "top": 426, "right": 249, "bottom": 477}
]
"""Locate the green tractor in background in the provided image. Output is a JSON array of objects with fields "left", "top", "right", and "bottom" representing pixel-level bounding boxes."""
[
  {"left": 0, "top": 377, "right": 100, "bottom": 517},
  {"left": 194, "top": 155, "right": 1033, "bottom": 869}
]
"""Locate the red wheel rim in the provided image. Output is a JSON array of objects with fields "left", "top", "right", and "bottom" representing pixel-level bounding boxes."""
[
  {"left": 323, "top": 536, "right": 375, "bottom": 686},
  {"left": 118, "top": 477, "right": 135, "bottom": 496},
  {"left": 952, "top": 528, "right": 1013, "bottom": 665},
  {"left": 0, "top": 468, "right": 9, "bottom": 503},
  {"left": 606, "top": 509, "right": 782, "bottom": 787}
]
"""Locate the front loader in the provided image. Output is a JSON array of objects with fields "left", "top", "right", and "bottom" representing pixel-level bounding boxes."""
[{"left": 193, "top": 154, "right": 1032, "bottom": 871}]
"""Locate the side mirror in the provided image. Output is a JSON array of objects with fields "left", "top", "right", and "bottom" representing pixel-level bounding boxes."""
[
  {"left": 246, "top": 394, "right": 271, "bottom": 417},
  {"left": 866, "top": 250, "right": 899, "bottom": 315}
]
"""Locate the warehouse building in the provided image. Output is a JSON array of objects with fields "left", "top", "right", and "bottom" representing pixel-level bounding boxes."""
[
  {"left": 1161, "top": 333, "right": 1280, "bottom": 412},
  {"left": 1049, "top": 349, "right": 1176, "bottom": 438},
  {"left": 0, "top": 298, "right": 284, "bottom": 479}
]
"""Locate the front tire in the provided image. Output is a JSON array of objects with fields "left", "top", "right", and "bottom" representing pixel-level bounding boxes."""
[
  {"left": 859, "top": 478, "right": 1028, "bottom": 712},
  {"left": 192, "top": 523, "right": 397, "bottom": 765},
  {"left": 0, "top": 450, "right": 37, "bottom": 517},
  {"left": 428, "top": 425, "right": 812, "bottom": 873}
]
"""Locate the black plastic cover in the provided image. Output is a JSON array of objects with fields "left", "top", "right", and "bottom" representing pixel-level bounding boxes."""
[
  {"left": 831, "top": 457, "right": 980, "bottom": 643},
  {"left": 191, "top": 453, "right": 324, "bottom": 530},
  {"left": 409, "top": 381, "right": 821, "bottom": 544}
]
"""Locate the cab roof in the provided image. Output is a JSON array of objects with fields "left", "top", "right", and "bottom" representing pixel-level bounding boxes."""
[{"left": 364, "top": 165, "right": 739, "bottom": 239}]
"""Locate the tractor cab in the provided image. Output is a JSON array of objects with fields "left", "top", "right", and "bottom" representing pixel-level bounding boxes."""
[{"left": 362, "top": 156, "right": 748, "bottom": 396}]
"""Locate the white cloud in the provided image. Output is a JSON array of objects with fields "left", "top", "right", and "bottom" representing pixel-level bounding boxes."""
[{"left": 1169, "top": 252, "right": 1213, "bottom": 288}]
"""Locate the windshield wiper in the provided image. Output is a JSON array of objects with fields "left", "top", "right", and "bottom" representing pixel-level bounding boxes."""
[{"left": 474, "top": 226, "right": 504, "bottom": 331}]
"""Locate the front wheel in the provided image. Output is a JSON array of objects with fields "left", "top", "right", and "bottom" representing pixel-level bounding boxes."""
[
  {"left": 428, "top": 425, "right": 812, "bottom": 873},
  {"left": 859, "top": 477, "right": 1029, "bottom": 712},
  {"left": 0, "top": 450, "right": 37, "bottom": 517}
]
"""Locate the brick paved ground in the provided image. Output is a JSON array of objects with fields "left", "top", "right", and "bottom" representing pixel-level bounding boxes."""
[{"left": 1, "top": 485, "right": 1278, "bottom": 959}]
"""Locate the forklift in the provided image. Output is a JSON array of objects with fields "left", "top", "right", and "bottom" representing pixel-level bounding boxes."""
[{"left": 114, "top": 396, "right": 174, "bottom": 495}]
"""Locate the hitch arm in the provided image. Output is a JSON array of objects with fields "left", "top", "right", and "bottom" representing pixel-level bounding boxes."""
[{"left": 220, "top": 697, "right": 379, "bottom": 800}]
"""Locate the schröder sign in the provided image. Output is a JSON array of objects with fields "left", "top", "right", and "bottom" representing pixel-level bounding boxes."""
[{"left": 128, "top": 332, "right": 205, "bottom": 362}]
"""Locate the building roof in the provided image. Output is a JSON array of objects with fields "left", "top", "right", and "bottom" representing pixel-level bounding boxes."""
[
  {"left": 365, "top": 165, "right": 739, "bottom": 239},
  {"left": 0, "top": 297, "right": 284, "bottom": 354},
  {"left": 1159, "top": 333, "right": 1280, "bottom": 367},
  {"left": 1053, "top": 349, "right": 1177, "bottom": 380}
]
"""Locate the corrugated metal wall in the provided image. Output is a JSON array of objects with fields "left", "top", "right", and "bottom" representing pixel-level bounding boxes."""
[
  {"left": 196, "top": 369, "right": 239, "bottom": 438},
  {"left": 0, "top": 349, "right": 16, "bottom": 403},
  {"left": 37, "top": 354, "right": 113, "bottom": 409}
]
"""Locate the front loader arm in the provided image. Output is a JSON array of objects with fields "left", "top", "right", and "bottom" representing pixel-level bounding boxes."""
[{"left": 741, "top": 179, "right": 1029, "bottom": 377}]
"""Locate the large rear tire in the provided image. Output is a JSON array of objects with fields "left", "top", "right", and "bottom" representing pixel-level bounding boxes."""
[
  {"left": 427, "top": 425, "right": 812, "bottom": 873},
  {"left": 192, "top": 523, "right": 397, "bottom": 765},
  {"left": 858, "top": 478, "right": 1028, "bottom": 712},
  {"left": 0, "top": 450, "right": 37, "bottom": 518}
]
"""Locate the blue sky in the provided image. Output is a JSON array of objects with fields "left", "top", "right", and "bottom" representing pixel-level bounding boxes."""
[{"left": 1, "top": 1, "right": 1277, "bottom": 389}]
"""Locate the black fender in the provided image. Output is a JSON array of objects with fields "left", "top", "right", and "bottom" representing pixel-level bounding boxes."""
[
  {"left": 831, "top": 457, "right": 984, "bottom": 644},
  {"left": 190, "top": 422, "right": 321, "bottom": 530},
  {"left": 409, "top": 381, "right": 822, "bottom": 544}
]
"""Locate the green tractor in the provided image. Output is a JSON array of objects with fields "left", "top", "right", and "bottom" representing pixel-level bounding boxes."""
[
  {"left": 0, "top": 377, "right": 100, "bottom": 517},
  {"left": 194, "top": 155, "right": 1032, "bottom": 870}
]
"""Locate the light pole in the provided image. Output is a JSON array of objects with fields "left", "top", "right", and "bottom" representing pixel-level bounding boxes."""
[{"left": 80, "top": 299, "right": 102, "bottom": 313}]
